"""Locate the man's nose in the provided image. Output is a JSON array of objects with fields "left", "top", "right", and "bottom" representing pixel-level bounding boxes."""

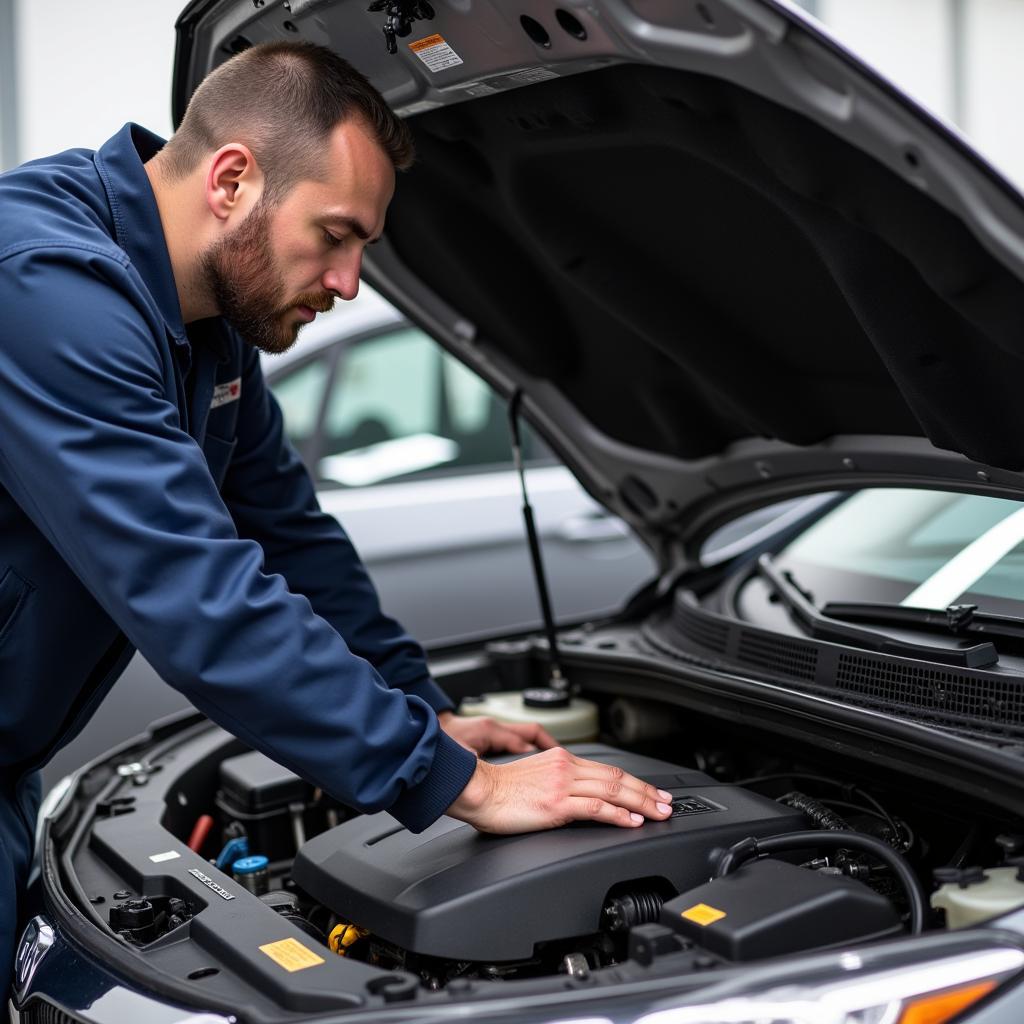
[{"left": 322, "top": 252, "right": 361, "bottom": 301}]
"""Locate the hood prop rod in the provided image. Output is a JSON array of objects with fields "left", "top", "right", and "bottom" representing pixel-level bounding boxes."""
[{"left": 507, "top": 390, "right": 571, "bottom": 705}]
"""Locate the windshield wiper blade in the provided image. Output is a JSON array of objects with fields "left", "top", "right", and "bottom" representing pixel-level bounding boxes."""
[
  {"left": 756, "top": 555, "right": 999, "bottom": 669},
  {"left": 822, "top": 600, "right": 1024, "bottom": 644}
]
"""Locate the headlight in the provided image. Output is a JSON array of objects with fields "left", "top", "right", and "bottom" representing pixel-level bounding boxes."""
[{"left": 635, "top": 947, "right": 1024, "bottom": 1024}]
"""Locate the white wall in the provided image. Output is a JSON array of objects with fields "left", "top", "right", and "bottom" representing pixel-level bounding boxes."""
[
  {"left": 9, "top": 0, "right": 1024, "bottom": 191},
  {"left": 818, "top": 0, "right": 956, "bottom": 122},
  {"left": 15, "top": 0, "right": 183, "bottom": 163},
  {"left": 808, "top": 0, "right": 1024, "bottom": 191},
  {"left": 964, "top": 0, "right": 1024, "bottom": 188}
]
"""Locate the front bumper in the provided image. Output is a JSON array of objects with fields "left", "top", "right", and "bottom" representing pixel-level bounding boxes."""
[{"left": 12, "top": 915, "right": 232, "bottom": 1024}]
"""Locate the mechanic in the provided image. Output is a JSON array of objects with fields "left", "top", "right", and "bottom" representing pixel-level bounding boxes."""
[{"left": 0, "top": 41, "right": 674, "bottom": 1000}]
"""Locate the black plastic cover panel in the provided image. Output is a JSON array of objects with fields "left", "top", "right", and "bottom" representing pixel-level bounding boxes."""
[
  {"left": 293, "top": 744, "right": 807, "bottom": 960},
  {"left": 220, "top": 749, "right": 310, "bottom": 813},
  {"left": 663, "top": 858, "right": 902, "bottom": 960}
]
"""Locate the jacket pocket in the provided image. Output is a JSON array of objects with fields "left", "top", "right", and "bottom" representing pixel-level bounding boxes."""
[
  {"left": 202, "top": 432, "right": 238, "bottom": 489},
  {"left": 0, "top": 568, "right": 31, "bottom": 645}
]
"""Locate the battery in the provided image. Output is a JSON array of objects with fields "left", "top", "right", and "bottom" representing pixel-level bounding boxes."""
[{"left": 216, "top": 750, "right": 312, "bottom": 862}]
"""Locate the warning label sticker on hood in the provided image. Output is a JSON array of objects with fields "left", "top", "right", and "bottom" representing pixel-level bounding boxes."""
[{"left": 409, "top": 34, "right": 464, "bottom": 72}]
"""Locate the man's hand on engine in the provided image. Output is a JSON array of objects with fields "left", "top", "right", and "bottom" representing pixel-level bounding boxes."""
[
  {"left": 438, "top": 710, "right": 557, "bottom": 755},
  {"left": 446, "top": 746, "right": 674, "bottom": 834}
]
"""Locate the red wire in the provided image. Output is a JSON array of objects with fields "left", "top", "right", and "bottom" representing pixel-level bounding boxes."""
[{"left": 187, "top": 814, "right": 215, "bottom": 853}]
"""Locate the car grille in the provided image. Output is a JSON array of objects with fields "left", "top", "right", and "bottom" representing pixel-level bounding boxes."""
[{"left": 19, "top": 1001, "right": 87, "bottom": 1024}]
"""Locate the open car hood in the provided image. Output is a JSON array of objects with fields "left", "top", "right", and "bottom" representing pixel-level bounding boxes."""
[{"left": 173, "top": 0, "right": 1024, "bottom": 566}]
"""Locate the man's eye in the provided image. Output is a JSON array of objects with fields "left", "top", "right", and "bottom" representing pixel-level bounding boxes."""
[{"left": 323, "top": 230, "right": 343, "bottom": 248}]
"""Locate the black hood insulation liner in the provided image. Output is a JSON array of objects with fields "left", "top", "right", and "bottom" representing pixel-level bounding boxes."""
[{"left": 387, "top": 64, "right": 1024, "bottom": 471}]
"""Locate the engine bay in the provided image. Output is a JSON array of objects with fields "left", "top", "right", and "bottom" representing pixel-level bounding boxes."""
[{"left": 44, "top": 638, "right": 1024, "bottom": 1020}]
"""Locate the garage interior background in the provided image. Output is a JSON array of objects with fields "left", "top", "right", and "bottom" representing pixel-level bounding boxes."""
[
  {"left": 0, "top": 0, "right": 1022, "bottom": 786},
  {"left": 2, "top": 0, "right": 1024, "bottom": 187}
]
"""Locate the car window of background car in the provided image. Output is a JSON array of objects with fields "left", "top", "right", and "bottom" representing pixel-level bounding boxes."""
[
  {"left": 269, "top": 352, "right": 334, "bottom": 462},
  {"left": 270, "top": 324, "right": 546, "bottom": 488}
]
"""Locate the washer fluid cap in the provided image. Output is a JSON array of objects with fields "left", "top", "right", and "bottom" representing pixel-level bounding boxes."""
[
  {"left": 232, "top": 855, "right": 269, "bottom": 874},
  {"left": 523, "top": 687, "right": 571, "bottom": 709},
  {"left": 459, "top": 691, "right": 599, "bottom": 743}
]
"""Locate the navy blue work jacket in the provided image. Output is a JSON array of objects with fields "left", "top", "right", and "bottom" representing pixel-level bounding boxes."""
[{"left": 0, "top": 123, "right": 477, "bottom": 829}]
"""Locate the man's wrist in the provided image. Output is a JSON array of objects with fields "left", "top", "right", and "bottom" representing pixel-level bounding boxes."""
[
  {"left": 448, "top": 758, "right": 493, "bottom": 824},
  {"left": 387, "top": 730, "right": 477, "bottom": 833}
]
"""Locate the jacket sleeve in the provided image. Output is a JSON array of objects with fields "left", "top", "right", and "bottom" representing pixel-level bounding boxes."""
[
  {"left": 0, "top": 246, "right": 476, "bottom": 831},
  {"left": 220, "top": 345, "right": 455, "bottom": 715}
]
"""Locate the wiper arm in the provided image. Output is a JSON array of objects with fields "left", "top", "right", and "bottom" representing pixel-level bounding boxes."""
[
  {"left": 822, "top": 600, "right": 1024, "bottom": 644},
  {"left": 756, "top": 555, "right": 999, "bottom": 669}
]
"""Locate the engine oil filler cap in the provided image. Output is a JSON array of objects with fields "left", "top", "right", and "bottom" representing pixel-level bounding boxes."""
[
  {"left": 233, "top": 855, "right": 270, "bottom": 896},
  {"left": 233, "top": 855, "right": 269, "bottom": 874}
]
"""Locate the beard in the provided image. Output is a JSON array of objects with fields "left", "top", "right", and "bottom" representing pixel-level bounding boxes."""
[{"left": 198, "top": 199, "right": 334, "bottom": 355}]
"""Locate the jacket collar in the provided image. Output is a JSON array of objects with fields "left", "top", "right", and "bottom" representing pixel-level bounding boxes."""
[{"left": 93, "top": 123, "right": 189, "bottom": 345}]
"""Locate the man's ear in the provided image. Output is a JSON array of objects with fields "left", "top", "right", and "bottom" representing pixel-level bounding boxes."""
[{"left": 205, "top": 144, "right": 263, "bottom": 222}]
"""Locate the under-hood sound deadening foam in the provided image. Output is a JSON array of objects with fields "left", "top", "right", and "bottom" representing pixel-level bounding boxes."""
[{"left": 388, "top": 64, "right": 1024, "bottom": 470}]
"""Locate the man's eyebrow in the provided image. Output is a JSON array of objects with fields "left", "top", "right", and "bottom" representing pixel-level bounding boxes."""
[{"left": 324, "top": 213, "right": 383, "bottom": 244}]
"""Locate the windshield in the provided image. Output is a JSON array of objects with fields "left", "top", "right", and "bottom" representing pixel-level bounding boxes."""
[{"left": 777, "top": 489, "right": 1024, "bottom": 617}]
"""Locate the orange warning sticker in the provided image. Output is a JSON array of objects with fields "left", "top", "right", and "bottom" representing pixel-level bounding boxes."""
[
  {"left": 408, "top": 34, "right": 464, "bottom": 72},
  {"left": 259, "top": 937, "right": 325, "bottom": 972},
  {"left": 681, "top": 903, "right": 727, "bottom": 927},
  {"left": 409, "top": 33, "right": 444, "bottom": 52}
]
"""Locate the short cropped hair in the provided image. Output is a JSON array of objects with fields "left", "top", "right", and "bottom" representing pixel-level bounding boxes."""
[{"left": 161, "top": 40, "right": 414, "bottom": 201}]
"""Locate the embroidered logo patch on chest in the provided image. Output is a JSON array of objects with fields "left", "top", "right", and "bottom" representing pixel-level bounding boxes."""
[{"left": 211, "top": 377, "right": 242, "bottom": 409}]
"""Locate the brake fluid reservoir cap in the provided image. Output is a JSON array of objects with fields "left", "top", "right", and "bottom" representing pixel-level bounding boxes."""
[
  {"left": 523, "top": 687, "right": 572, "bottom": 709},
  {"left": 232, "top": 855, "right": 269, "bottom": 875}
]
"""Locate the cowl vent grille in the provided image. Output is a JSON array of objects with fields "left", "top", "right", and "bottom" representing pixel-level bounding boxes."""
[
  {"left": 651, "top": 589, "right": 1024, "bottom": 738},
  {"left": 674, "top": 600, "right": 728, "bottom": 653},
  {"left": 836, "top": 652, "right": 1024, "bottom": 726},
  {"left": 737, "top": 632, "right": 818, "bottom": 681}
]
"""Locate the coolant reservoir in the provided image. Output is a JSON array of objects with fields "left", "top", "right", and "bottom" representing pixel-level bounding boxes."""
[
  {"left": 459, "top": 691, "right": 599, "bottom": 744},
  {"left": 932, "top": 867, "right": 1024, "bottom": 928}
]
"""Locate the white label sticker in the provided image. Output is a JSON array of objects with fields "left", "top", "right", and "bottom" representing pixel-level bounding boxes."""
[
  {"left": 463, "top": 81, "right": 499, "bottom": 97},
  {"left": 149, "top": 851, "right": 181, "bottom": 863},
  {"left": 508, "top": 67, "right": 559, "bottom": 84},
  {"left": 211, "top": 377, "right": 242, "bottom": 409},
  {"left": 401, "top": 99, "right": 444, "bottom": 116},
  {"left": 409, "top": 33, "right": 464, "bottom": 72}
]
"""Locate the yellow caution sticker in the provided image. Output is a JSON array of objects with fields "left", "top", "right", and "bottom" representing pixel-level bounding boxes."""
[
  {"left": 259, "top": 937, "right": 325, "bottom": 972},
  {"left": 681, "top": 903, "right": 727, "bottom": 927},
  {"left": 408, "top": 34, "right": 464, "bottom": 72}
]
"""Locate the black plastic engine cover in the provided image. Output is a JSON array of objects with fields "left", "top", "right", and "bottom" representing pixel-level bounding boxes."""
[{"left": 293, "top": 745, "right": 807, "bottom": 961}]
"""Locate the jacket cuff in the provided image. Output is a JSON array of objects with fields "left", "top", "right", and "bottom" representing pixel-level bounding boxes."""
[
  {"left": 388, "top": 730, "right": 477, "bottom": 834},
  {"left": 399, "top": 675, "right": 455, "bottom": 714}
]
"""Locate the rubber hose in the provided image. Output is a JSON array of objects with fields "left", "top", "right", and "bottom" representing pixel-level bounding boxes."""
[
  {"left": 778, "top": 791, "right": 850, "bottom": 832},
  {"left": 712, "top": 830, "right": 927, "bottom": 935}
]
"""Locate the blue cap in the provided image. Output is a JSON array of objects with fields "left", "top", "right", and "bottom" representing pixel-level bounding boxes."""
[{"left": 232, "top": 855, "right": 269, "bottom": 875}]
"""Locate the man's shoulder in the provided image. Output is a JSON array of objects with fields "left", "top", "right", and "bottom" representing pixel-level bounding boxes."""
[{"left": 0, "top": 145, "right": 122, "bottom": 269}]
